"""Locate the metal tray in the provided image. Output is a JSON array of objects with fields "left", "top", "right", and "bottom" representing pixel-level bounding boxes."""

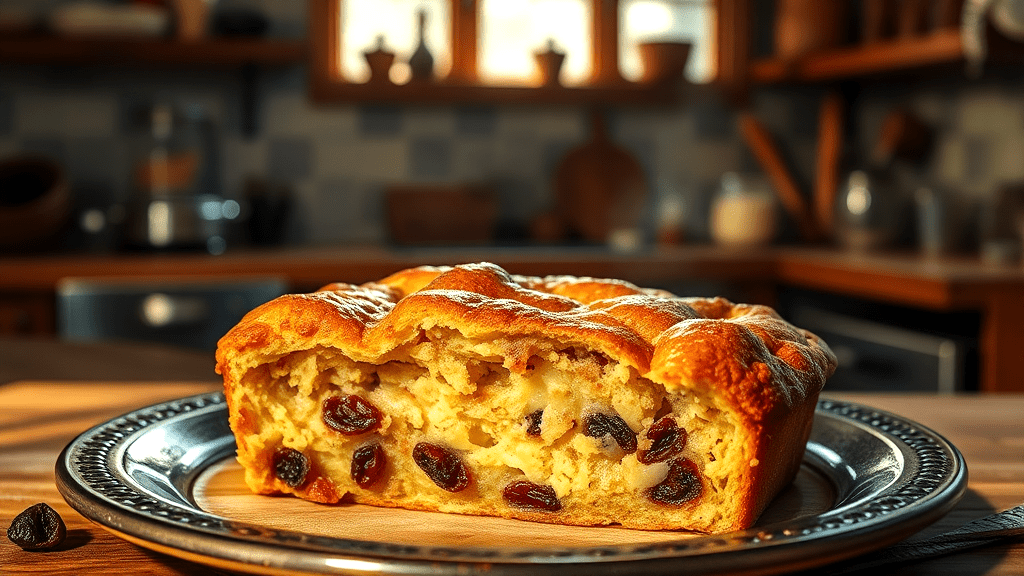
[{"left": 56, "top": 394, "right": 967, "bottom": 575}]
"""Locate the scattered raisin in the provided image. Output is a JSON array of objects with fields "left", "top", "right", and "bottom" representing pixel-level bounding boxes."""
[
  {"left": 525, "top": 409, "right": 544, "bottom": 437},
  {"left": 351, "top": 443, "right": 387, "bottom": 488},
  {"left": 412, "top": 442, "right": 471, "bottom": 492},
  {"left": 583, "top": 412, "right": 638, "bottom": 453},
  {"left": 646, "top": 458, "right": 702, "bottom": 506},
  {"left": 7, "top": 503, "right": 66, "bottom": 551},
  {"left": 638, "top": 417, "right": 687, "bottom": 464},
  {"left": 273, "top": 447, "right": 310, "bottom": 488},
  {"left": 323, "top": 394, "right": 382, "bottom": 435},
  {"left": 503, "top": 480, "right": 562, "bottom": 512}
]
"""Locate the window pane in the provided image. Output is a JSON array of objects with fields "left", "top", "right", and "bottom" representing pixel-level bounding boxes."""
[
  {"left": 479, "top": 0, "right": 591, "bottom": 87},
  {"left": 340, "top": 0, "right": 451, "bottom": 84},
  {"left": 620, "top": 0, "right": 713, "bottom": 84}
]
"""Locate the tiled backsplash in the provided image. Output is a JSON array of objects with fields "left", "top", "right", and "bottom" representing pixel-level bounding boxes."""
[
  {"left": 0, "top": 62, "right": 766, "bottom": 246},
  {"left": 2, "top": 0, "right": 1023, "bottom": 250}
]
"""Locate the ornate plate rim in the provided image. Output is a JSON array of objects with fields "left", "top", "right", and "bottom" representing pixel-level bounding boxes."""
[{"left": 55, "top": 394, "right": 968, "bottom": 576}]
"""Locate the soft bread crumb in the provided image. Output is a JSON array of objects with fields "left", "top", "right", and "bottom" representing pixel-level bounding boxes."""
[{"left": 217, "top": 263, "right": 836, "bottom": 534}]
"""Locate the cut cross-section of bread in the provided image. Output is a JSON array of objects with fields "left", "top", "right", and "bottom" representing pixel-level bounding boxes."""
[{"left": 216, "top": 262, "right": 836, "bottom": 534}]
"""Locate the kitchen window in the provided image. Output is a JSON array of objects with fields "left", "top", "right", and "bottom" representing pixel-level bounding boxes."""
[
  {"left": 338, "top": 0, "right": 452, "bottom": 84},
  {"left": 309, "top": 0, "right": 715, "bottom": 103},
  {"left": 620, "top": 0, "right": 714, "bottom": 84},
  {"left": 477, "top": 0, "right": 592, "bottom": 87}
]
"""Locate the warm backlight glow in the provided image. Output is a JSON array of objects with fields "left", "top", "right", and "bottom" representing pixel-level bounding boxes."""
[
  {"left": 339, "top": 0, "right": 451, "bottom": 84},
  {"left": 335, "top": 0, "right": 712, "bottom": 86},
  {"left": 478, "top": 0, "right": 592, "bottom": 86},
  {"left": 620, "top": 0, "right": 713, "bottom": 83}
]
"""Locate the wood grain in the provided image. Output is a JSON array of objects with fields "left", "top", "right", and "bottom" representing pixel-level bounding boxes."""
[
  {"left": 2, "top": 381, "right": 1023, "bottom": 574},
  {"left": 0, "top": 37, "right": 306, "bottom": 67},
  {"left": 0, "top": 382, "right": 225, "bottom": 576},
  {"left": 749, "top": 29, "right": 965, "bottom": 83}
]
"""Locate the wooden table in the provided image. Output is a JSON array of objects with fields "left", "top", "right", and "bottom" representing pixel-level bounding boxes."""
[
  {"left": 0, "top": 337, "right": 220, "bottom": 385},
  {"left": 1, "top": 381, "right": 1021, "bottom": 575}
]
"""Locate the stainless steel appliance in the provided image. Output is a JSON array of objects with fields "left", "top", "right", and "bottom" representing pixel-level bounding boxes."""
[
  {"left": 57, "top": 277, "right": 286, "bottom": 352},
  {"left": 778, "top": 288, "right": 979, "bottom": 393}
]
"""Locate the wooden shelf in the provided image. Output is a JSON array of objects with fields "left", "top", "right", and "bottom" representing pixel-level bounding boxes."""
[
  {"left": 309, "top": 79, "right": 681, "bottom": 107},
  {"left": 749, "top": 29, "right": 965, "bottom": 84},
  {"left": 0, "top": 35, "right": 307, "bottom": 137},
  {"left": 306, "top": 0, "right": 685, "bottom": 107},
  {"left": 0, "top": 36, "right": 307, "bottom": 67}
]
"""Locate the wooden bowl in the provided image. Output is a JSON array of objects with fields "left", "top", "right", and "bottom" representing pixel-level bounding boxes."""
[
  {"left": 0, "top": 156, "right": 71, "bottom": 249},
  {"left": 637, "top": 41, "right": 692, "bottom": 84}
]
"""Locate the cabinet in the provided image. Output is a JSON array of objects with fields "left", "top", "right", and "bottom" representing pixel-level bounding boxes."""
[{"left": 717, "top": 0, "right": 1024, "bottom": 90}]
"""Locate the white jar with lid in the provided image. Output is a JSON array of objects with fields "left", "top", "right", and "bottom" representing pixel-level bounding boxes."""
[{"left": 710, "top": 173, "right": 777, "bottom": 246}]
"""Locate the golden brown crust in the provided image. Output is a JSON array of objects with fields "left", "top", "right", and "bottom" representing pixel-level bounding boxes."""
[
  {"left": 216, "top": 262, "right": 836, "bottom": 533},
  {"left": 220, "top": 262, "right": 832, "bottom": 417}
]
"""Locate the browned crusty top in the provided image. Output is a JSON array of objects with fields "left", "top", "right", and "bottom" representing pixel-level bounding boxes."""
[{"left": 216, "top": 262, "right": 836, "bottom": 426}]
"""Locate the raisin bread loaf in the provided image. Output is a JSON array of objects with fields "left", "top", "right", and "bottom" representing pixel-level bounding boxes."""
[{"left": 215, "top": 262, "right": 836, "bottom": 534}]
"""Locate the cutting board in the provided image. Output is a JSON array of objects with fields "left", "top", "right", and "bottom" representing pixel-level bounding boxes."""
[
  {"left": 554, "top": 111, "right": 647, "bottom": 244},
  {"left": 192, "top": 458, "right": 834, "bottom": 549}
]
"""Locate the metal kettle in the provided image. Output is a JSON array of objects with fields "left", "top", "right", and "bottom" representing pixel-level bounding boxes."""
[{"left": 963, "top": 0, "right": 1024, "bottom": 74}]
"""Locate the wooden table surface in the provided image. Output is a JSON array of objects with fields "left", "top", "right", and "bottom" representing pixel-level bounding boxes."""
[{"left": 0, "top": 380, "right": 1022, "bottom": 575}]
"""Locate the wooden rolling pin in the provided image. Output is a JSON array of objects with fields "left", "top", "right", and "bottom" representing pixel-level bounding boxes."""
[
  {"left": 814, "top": 91, "right": 844, "bottom": 237},
  {"left": 738, "top": 112, "right": 819, "bottom": 242}
]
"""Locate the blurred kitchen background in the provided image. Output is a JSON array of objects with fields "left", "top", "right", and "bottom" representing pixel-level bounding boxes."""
[{"left": 3, "top": 0, "right": 1024, "bottom": 393}]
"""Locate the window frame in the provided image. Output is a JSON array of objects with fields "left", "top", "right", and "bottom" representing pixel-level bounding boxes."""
[{"left": 308, "top": 0, "right": 722, "bottom": 105}]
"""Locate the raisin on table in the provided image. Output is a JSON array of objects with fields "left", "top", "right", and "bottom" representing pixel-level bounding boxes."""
[{"left": 7, "top": 503, "right": 66, "bottom": 551}]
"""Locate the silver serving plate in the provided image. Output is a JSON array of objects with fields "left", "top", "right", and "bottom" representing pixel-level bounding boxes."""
[{"left": 56, "top": 394, "right": 967, "bottom": 575}]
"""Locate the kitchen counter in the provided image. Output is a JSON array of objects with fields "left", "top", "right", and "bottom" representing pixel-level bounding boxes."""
[
  {"left": 2, "top": 245, "right": 1023, "bottom": 391},
  {"left": 1, "top": 378, "right": 1022, "bottom": 575}
]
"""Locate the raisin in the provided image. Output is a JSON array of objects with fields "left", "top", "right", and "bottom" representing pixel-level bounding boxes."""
[
  {"left": 351, "top": 443, "right": 387, "bottom": 488},
  {"left": 638, "top": 417, "right": 687, "bottom": 464},
  {"left": 323, "top": 394, "right": 382, "bottom": 435},
  {"left": 646, "top": 458, "right": 702, "bottom": 506},
  {"left": 412, "top": 442, "right": 471, "bottom": 492},
  {"left": 503, "top": 480, "right": 562, "bottom": 512},
  {"left": 583, "top": 412, "right": 638, "bottom": 453},
  {"left": 7, "top": 503, "right": 66, "bottom": 551},
  {"left": 273, "top": 447, "right": 310, "bottom": 488},
  {"left": 525, "top": 409, "right": 544, "bottom": 437}
]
